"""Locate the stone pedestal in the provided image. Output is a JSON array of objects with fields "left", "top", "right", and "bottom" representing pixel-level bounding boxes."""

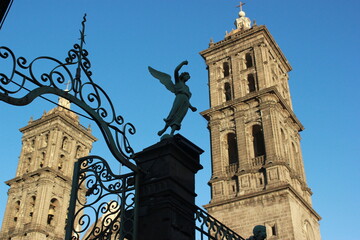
[{"left": 135, "top": 134, "right": 203, "bottom": 240}]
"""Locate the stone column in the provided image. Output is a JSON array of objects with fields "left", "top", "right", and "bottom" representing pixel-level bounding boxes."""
[
  {"left": 259, "top": 94, "right": 279, "bottom": 163},
  {"left": 135, "top": 134, "right": 203, "bottom": 240},
  {"left": 233, "top": 103, "right": 248, "bottom": 171}
]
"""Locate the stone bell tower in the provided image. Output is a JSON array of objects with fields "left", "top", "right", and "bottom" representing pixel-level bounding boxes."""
[
  {"left": 200, "top": 6, "right": 321, "bottom": 240},
  {"left": 0, "top": 98, "right": 96, "bottom": 240}
]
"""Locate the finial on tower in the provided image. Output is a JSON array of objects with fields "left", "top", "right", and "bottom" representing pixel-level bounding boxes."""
[
  {"left": 58, "top": 97, "right": 71, "bottom": 109},
  {"left": 209, "top": 37, "right": 214, "bottom": 47},
  {"left": 234, "top": 1, "right": 251, "bottom": 31},
  {"left": 65, "top": 80, "right": 71, "bottom": 92},
  {"left": 57, "top": 80, "right": 71, "bottom": 109},
  {"left": 236, "top": 2, "right": 245, "bottom": 12}
]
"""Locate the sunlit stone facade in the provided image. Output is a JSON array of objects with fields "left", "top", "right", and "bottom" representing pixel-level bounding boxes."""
[
  {"left": 0, "top": 99, "right": 96, "bottom": 240},
  {"left": 200, "top": 9, "right": 322, "bottom": 240}
]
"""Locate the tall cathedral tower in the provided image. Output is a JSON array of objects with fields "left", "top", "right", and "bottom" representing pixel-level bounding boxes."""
[
  {"left": 0, "top": 99, "right": 96, "bottom": 240},
  {"left": 200, "top": 7, "right": 321, "bottom": 240}
]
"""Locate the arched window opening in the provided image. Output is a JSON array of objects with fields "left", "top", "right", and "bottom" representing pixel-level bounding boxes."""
[
  {"left": 40, "top": 152, "right": 45, "bottom": 168},
  {"left": 14, "top": 200, "right": 20, "bottom": 222},
  {"left": 47, "top": 198, "right": 59, "bottom": 226},
  {"left": 61, "top": 136, "right": 68, "bottom": 151},
  {"left": 26, "top": 157, "right": 31, "bottom": 173},
  {"left": 58, "top": 154, "right": 65, "bottom": 170},
  {"left": 29, "top": 196, "right": 36, "bottom": 219},
  {"left": 271, "top": 224, "right": 277, "bottom": 236},
  {"left": 223, "top": 62, "right": 230, "bottom": 77},
  {"left": 43, "top": 133, "right": 49, "bottom": 147},
  {"left": 245, "top": 53, "right": 253, "bottom": 68},
  {"left": 31, "top": 138, "right": 35, "bottom": 148},
  {"left": 224, "top": 82, "right": 232, "bottom": 101},
  {"left": 248, "top": 74, "right": 257, "bottom": 93},
  {"left": 252, "top": 125, "right": 266, "bottom": 157},
  {"left": 230, "top": 176, "right": 239, "bottom": 193},
  {"left": 75, "top": 145, "right": 82, "bottom": 158},
  {"left": 291, "top": 142, "right": 298, "bottom": 172},
  {"left": 304, "top": 221, "right": 315, "bottom": 240},
  {"left": 280, "top": 129, "right": 286, "bottom": 157},
  {"left": 227, "top": 133, "right": 239, "bottom": 165}
]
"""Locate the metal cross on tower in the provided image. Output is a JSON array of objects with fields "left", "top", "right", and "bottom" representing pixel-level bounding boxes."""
[{"left": 236, "top": 1, "right": 246, "bottom": 11}]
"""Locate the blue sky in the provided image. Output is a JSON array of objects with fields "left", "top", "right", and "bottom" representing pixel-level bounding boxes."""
[{"left": 0, "top": 1, "right": 359, "bottom": 239}]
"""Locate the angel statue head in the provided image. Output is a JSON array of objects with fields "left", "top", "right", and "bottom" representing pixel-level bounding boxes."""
[
  {"left": 179, "top": 72, "right": 190, "bottom": 82},
  {"left": 148, "top": 60, "right": 197, "bottom": 138}
]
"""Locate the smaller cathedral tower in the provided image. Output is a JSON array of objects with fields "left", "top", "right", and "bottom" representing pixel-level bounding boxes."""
[
  {"left": 200, "top": 5, "right": 321, "bottom": 240},
  {"left": 0, "top": 99, "right": 96, "bottom": 240}
]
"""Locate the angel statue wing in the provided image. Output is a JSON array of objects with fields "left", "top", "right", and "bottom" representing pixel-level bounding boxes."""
[{"left": 148, "top": 66, "right": 175, "bottom": 93}]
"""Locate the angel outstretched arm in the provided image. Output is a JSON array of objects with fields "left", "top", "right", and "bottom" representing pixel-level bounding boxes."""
[{"left": 174, "top": 60, "right": 188, "bottom": 83}]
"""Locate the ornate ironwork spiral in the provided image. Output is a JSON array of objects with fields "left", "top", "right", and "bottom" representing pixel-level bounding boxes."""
[
  {"left": 0, "top": 42, "right": 137, "bottom": 171},
  {"left": 66, "top": 156, "right": 137, "bottom": 240}
]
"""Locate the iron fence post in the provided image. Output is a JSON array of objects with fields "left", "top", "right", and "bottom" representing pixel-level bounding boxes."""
[{"left": 65, "top": 159, "right": 80, "bottom": 239}]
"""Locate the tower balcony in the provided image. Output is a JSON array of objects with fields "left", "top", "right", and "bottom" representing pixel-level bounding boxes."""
[
  {"left": 225, "top": 162, "right": 239, "bottom": 174},
  {"left": 251, "top": 155, "right": 265, "bottom": 167},
  {"left": 225, "top": 155, "right": 266, "bottom": 175}
]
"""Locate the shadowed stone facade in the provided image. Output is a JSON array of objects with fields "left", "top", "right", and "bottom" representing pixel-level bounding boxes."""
[
  {"left": 0, "top": 99, "right": 96, "bottom": 240},
  {"left": 200, "top": 9, "right": 321, "bottom": 240}
]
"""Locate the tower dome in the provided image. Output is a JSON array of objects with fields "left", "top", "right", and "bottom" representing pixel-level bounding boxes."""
[{"left": 234, "top": 8, "right": 251, "bottom": 31}]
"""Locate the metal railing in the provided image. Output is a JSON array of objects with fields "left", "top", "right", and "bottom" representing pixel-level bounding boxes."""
[{"left": 195, "top": 207, "right": 245, "bottom": 240}]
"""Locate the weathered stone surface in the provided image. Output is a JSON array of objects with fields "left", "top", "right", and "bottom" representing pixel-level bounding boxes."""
[
  {"left": 200, "top": 23, "right": 321, "bottom": 240},
  {"left": 0, "top": 102, "right": 96, "bottom": 240}
]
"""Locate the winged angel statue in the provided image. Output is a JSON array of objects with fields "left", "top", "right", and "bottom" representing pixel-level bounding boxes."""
[{"left": 148, "top": 60, "right": 197, "bottom": 137}]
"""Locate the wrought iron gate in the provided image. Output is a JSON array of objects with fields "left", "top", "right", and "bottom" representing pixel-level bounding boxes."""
[
  {"left": 65, "top": 156, "right": 138, "bottom": 240},
  {"left": 1, "top": 15, "right": 139, "bottom": 239}
]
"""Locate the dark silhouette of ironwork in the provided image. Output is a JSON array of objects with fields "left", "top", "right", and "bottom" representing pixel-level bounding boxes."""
[
  {"left": 0, "top": 14, "right": 137, "bottom": 172},
  {"left": 195, "top": 207, "right": 245, "bottom": 240},
  {"left": 0, "top": 0, "right": 13, "bottom": 30},
  {"left": 65, "top": 156, "right": 138, "bottom": 240}
]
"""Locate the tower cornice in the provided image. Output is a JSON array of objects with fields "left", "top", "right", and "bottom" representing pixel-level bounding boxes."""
[
  {"left": 204, "top": 184, "right": 321, "bottom": 221},
  {"left": 20, "top": 110, "right": 97, "bottom": 142},
  {"left": 200, "top": 25, "right": 292, "bottom": 73},
  {"left": 5, "top": 166, "right": 72, "bottom": 186},
  {"left": 200, "top": 86, "right": 304, "bottom": 131}
]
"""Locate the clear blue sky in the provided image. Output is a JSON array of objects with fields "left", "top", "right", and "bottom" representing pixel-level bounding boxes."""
[{"left": 0, "top": 1, "right": 359, "bottom": 239}]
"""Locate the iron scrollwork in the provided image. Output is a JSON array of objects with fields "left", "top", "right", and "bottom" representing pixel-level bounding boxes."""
[
  {"left": 195, "top": 207, "right": 245, "bottom": 240},
  {"left": 0, "top": 15, "right": 137, "bottom": 172},
  {"left": 66, "top": 155, "right": 138, "bottom": 240}
]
